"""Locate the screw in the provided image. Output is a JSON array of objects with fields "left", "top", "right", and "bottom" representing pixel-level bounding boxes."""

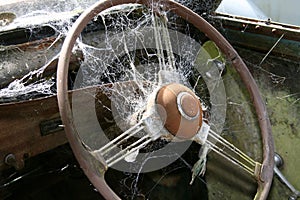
[{"left": 4, "top": 153, "right": 17, "bottom": 167}]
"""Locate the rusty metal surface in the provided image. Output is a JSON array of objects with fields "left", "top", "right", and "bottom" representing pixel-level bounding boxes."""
[
  {"left": 214, "top": 13, "right": 300, "bottom": 41},
  {"left": 0, "top": 83, "right": 111, "bottom": 171},
  {"left": 57, "top": 0, "right": 274, "bottom": 200},
  {"left": 213, "top": 14, "right": 300, "bottom": 61},
  {"left": 0, "top": 95, "right": 67, "bottom": 171}
]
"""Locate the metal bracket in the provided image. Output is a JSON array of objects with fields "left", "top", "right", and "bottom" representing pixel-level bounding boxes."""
[{"left": 194, "top": 122, "right": 210, "bottom": 145}]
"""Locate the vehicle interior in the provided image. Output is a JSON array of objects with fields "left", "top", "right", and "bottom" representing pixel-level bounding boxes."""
[{"left": 0, "top": 0, "right": 299, "bottom": 199}]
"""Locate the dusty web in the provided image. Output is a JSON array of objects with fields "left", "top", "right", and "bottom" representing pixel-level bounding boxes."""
[
  {"left": 1, "top": 0, "right": 298, "bottom": 199},
  {"left": 69, "top": 3, "right": 238, "bottom": 199},
  {"left": 0, "top": 0, "right": 217, "bottom": 103},
  {"left": 0, "top": 0, "right": 102, "bottom": 103},
  {"left": 0, "top": 1, "right": 242, "bottom": 199}
]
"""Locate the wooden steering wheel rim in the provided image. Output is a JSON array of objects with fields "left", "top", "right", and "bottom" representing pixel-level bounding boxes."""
[{"left": 57, "top": 0, "right": 274, "bottom": 199}]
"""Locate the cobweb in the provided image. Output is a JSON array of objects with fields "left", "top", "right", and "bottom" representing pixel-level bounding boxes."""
[
  {"left": 0, "top": 0, "right": 99, "bottom": 103},
  {"left": 70, "top": 3, "right": 246, "bottom": 199},
  {"left": 0, "top": 0, "right": 299, "bottom": 200},
  {"left": 0, "top": 3, "right": 215, "bottom": 199},
  {"left": 0, "top": 0, "right": 215, "bottom": 103}
]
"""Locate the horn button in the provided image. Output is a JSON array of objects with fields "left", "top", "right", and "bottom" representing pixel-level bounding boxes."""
[{"left": 155, "top": 83, "right": 203, "bottom": 139}]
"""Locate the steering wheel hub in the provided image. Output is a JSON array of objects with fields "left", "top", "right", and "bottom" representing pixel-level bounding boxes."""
[{"left": 155, "top": 83, "right": 203, "bottom": 139}]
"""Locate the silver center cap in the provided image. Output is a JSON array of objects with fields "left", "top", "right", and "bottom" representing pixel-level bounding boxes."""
[{"left": 177, "top": 92, "right": 200, "bottom": 120}]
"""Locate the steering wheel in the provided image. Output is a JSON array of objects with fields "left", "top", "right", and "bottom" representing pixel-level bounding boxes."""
[{"left": 57, "top": 0, "right": 274, "bottom": 199}]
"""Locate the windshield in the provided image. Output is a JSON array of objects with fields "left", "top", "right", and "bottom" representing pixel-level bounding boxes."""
[{"left": 216, "top": 0, "right": 300, "bottom": 27}]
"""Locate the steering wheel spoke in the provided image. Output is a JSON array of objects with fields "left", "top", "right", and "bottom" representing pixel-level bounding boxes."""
[
  {"left": 92, "top": 121, "right": 145, "bottom": 166},
  {"left": 193, "top": 121, "right": 262, "bottom": 180}
]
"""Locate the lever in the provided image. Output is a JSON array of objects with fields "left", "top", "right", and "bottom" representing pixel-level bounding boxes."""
[{"left": 274, "top": 153, "right": 300, "bottom": 200}]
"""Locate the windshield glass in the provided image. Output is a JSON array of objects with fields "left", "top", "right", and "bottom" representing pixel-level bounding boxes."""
[{"left": 216, "top": 0, "right": 300, "bottom": 27}]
